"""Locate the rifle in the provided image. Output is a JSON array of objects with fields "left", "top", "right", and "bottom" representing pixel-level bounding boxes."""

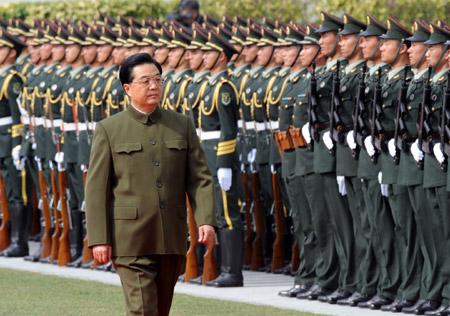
[
  {"left": 241, "top": 172, "right": 253, "bottom": 268},
  {"left": 184, "top": 195, "right": 199, "bottom": 282},
  {"left": 329, "top": 60, "right": 342, "bottom": 153},
  {"left": 440, "top": 71, "right": 450, "bottom": 171},
  {"left": 417, "top": 67, "right": 433, "bottom": 170},
  {"left": 393, "top": 66, "right": 410, "bottom": 165},
  {"left": 202, "top": 231, "right": 218, "bottom": 284},
  {"left": 271, "top": 172, "right": 284, "bottom": 272},
  {"left": 308, "top": 62, "right": 319, "bottom": 151},
  {"left": 49, "top": 162, "right": 60, "bottom": 263},
  {"left": 0, "top": 174, "right": 10, "bottom": 251},
  {"left": 352, "top": 64, "right": 367, "bottom": 160},
  {"left": 370, "top": 69, "right": 383, "bottom": 163},
  {"left": 36, "top": 159, "right": 52, "bottom": 259}
]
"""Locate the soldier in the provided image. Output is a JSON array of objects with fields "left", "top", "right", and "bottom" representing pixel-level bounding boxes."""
[
  {"left": 154, "top": 27, "right": 173, "bottom": 77},
  {"left": 196, "top": 30, "right": 242, "bottom": 287},
  {"left": 0, "top": 29, "right": 28, "bottom": 257}
]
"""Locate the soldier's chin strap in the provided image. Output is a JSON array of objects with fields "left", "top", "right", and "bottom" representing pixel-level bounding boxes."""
[
  {"left": 290, "top": 45, "right": 302, "bottom": 68},
  {"left": 307, "top": 46, "right": 321, "bottom": 68},
  {"left": 368, "top": 39, "right": 381, "bottom": 61},
  {"left": 174, "top": 49, "right": 186, "bottom": 69},
  {"left": 415, "top": 47, "right": 428, "bottom": 69},
  {"left": 348, "top": 36, "right": 361, "bottom": 60},
  {"left": 329, "top": 32, "right": 339, "bottom": 58},
  {"left": 391, "top": 40, "right": 403, "bottom": 65},
  {"left": 264, "top": 45, "right": 275, "bottom": 67},
  {"left": 434, "top": 46, "right": 449, "bottom": 70},
  {"left": 210, "top": 50, "right": 222, "bottom": 71}
]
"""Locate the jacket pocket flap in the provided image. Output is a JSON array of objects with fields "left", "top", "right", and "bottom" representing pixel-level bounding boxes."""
[
  {"left": 164, "top": 139, "right": 187, "bottom": 150},
  {"left": 114, "top": 143, "right": 142, "bottom": 153},
  {"left": 113, "top": 207, "right": 138, "bottom": 220}
]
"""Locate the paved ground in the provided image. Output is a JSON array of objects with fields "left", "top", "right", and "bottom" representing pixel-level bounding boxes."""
[{"left": 0, "top": 242, "right": 393, "bottom": 316}]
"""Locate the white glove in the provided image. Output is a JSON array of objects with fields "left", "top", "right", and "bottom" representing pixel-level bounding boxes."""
[
  {"left": 378, "top": 172, "right": 389, "bottom": 197},
  {"left": 12, "top": 145, "right": 21, "bottom": 161},
  {"left": 433, "top": 143, "right": 446, "bottom": 164},
  {"left": 336, "top": 176, "right": 347, "bottom": 196},
  {"left": 322, "top": 131, "right": 334, "bottom": 150},
  {"left": 217, "top": 168, "right": 232, "bottom": 191},
  {"left": 346, "top": 131, "right": 357, "bottom": 150},
  {"left": 387, "top": 139, "right": 396, "bottom": 158},
  {"left": 55, "top": 152, "right": 64, "bottom": 164},
  {"left": 247, "top": 148, "right": 256, "bottom": 164},
  {"left": 364, "top": 136, "right": 376, "bottom": 157},
  {"left": 270, "top": 164, "right": 276, "bottom": 174},
  {"left": 14, "top": 158, "right": 25, "bottom": 171},
  {"left": 410, "top": 139, "right": 424, "bottom": 163},
  {"left": 302, "top": 123, "right": 312, "bottom": 144}
]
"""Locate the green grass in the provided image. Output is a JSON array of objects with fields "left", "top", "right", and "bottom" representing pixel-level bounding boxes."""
[{"left": 0, "top": 268, "right": 322, "bottom": 316}]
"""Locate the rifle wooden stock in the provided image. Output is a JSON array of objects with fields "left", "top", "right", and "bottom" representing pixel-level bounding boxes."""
[
  {"left": 242, "top": 172, "right": 253, "bottom": 267},
  {"left": 250, "top": 173, "right": 264, "bottom": 271},
  {"left": 290, "top": 240, "right": 300, "bottom": 274},
  {"left": 57, "top": 169, "right": 71, "bottom": 266},
  {"left": 37, "top": 168, "right": 52, "bottom": 258},
  {"left": 184, "top": 195, "right": 199, "bottom": 282},
  {"left": 271, "top": 173, "right": 284, "bottom": 272},
  {"left": 202, "top": 236, "right": 218, "bottom": 284},
  {"left": 0, "top": 175, "right": 10, "bottom": 251},
  {"left": 49, "top": 167, "right": 60, "bottom": 263},
  {"left": 288, "top": 127, "right": 306, "bottom": 148}
]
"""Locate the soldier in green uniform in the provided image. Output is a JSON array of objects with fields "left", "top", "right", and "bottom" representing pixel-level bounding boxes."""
[
  {"left": 154, "top": 27, "right": 173, "bottom": 78},
  {"left": 196, "top": 30, "right": 243, "bottom": 287},
  {"left": 0, "top": 29, "right": 28, "bottom": 257}
]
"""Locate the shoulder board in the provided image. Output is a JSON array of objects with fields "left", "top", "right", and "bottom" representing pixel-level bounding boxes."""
[{"left": 331, "top": 65, "right": 337, "bottom": 71}]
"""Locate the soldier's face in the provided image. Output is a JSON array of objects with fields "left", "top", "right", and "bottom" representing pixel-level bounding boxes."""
[
  {"left": 30, "top": 45, "right": 40, "bottom": 64},
  {"left": 426, "top": 44, "right": 445, "bottom": 68},
  {"left": 360, "top": 36, "right": 380, "bottom": 61},
  {"left": 97, "top": 45, "right": 113, "bottom": 63},
  {"left": 339, "top": 34, "right": 360, "bottom": 59},
  {"left": 124, "top": 63, "right": 162, "bottom": 109},
  {"left": 140, "top": 46, "right": 155, "bottom": 57},
  {"left": 243, "top": 44, "right": 258, "bottom": 63},
  {"left": 283, "top": 45, "right": 300, "bottom": 66},
  {"left": 407, "top": 42, "right": 427, "bottom": 68},
  {"left": 51, "top": 45, "right": 65, "bottom": 62},
  {"left": 299, "top": 44, "right": 320, "bottom": 67},
  {"left": 273, "top": 47, "right": 285, "bottom": 65},
  {"left": 0, "top": 47, "right": 10, "bottom": 65},
  {"left": 167, "top": 47, "right": 185, "bottom": 68},
  {"left": 82, "top": 45, "right": 97, "bottom": 65},
  {"left": 154, "top": 47, "right": 169, "bottom": 64},
  {"left": 39, "top": 43, "right": 52, "bottom": 61},
  {"left": 319, "top": 31, "right": 338, "bottom": 57},
  {"left": 380, "top": 39, "right": 401, "bottom": 64},
  {"left": 256, "top": 45, "right": 273, "bottom": 66},
  {"left": 65, "top": 44, "right": 81, "bottom": 64},
  {"left": 186, "top": 49, "right": 204, "bottom": 70},
  {"left": 202, "top": 50, "right": 220, "bottom": 70},
  {"left": 112, "top": 47, "right": 127, "bottom": 65}
]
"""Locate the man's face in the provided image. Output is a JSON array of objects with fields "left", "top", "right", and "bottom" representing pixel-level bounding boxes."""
[
  {"left": 407, "top": 42, "right": 427, "bottom": 68},
  {"left": 283, "top": 45, "right": 300, "bottom": 66},
  {"left": 186, "top": 49, "right": 204, "bottom": 70},
  {"left": 256, "top": 45, "right": 273, "bottom": 66},
  {"left": 97, "top": 45, "right": 113, "bottom": 63},
  {"left": 273, "top": 47, "right": 285, "bottom": 65},
  {"left": 339, "top": 34, "right": 359, "bottom": 59},
  {"left": 140, "top": 46, "right": 155, "bottom": 57},
  {"left": 40, "top": 43, "right": 52, "bottom": 61},
  {"left": 51, "top": 44, "right": 65, "bottom": 62},
  {"left": 360, "top": 36, "right": 380, "bottom": 61},
  {"left": 123, "top": 63, "right": 163, "bottom": 109},
  {"left": 82, "top": 45, "right": 97, "bottom": 65},
  {"left": 299, "top": 44, "right": 320, "bottom": 67},
  {"left": 65, "top": 44, "right": 81, "bottom": 64},
  {"left": 202, "top": 50, "right": 220, "bottom": 70},
  {"left": 426, "top": 44, "right": 445, "bottom": 68},
  {"left": 380, "top": 39, "right": 401, "bottom": 64},
  {"left": 167, "top": 47, "right": 185, "bottom": 68},
  {"left": 112, "top": 46, "right": 127, "bottom": 64},
  {"left": 154, "top": 47, "right": 169, "bottom": 64},
  {"left": 243, "top": 44, "right": 258, "bottom": 63},
  {"left": 30, "top": 45, "right": 41, "bottom": 64},
  {"left": 319, "top": 31, "right": 337, "bottom": 57},
  {"left": 0, "top": 47, "right": 10, "bottom": 65}
]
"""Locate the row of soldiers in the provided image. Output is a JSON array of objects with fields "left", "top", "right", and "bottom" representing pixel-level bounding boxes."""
[{"left": 0, "top": 11, "right": 450, "bottom": 315}]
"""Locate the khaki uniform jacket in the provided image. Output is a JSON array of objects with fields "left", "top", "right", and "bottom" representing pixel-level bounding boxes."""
[{"left": 85, "top": 105, "right": 216, "bottom": 256}]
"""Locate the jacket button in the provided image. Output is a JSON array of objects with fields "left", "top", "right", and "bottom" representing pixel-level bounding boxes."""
[
  {"left": 150, "top": 140, "right": 157, "bottom": 145},
  {"left": 159, "top": 202, "right": 165, "bottom": 209},
  {"left": 153, "top": 160, "right": 160, "bottom": 167},
  {"left": 156, "top": 181, "right": 163, "bottom": 188}
]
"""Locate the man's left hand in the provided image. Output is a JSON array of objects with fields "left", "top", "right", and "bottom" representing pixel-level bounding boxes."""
[{"left": 198, "top": 225, "right": 215, "bottom": 245}]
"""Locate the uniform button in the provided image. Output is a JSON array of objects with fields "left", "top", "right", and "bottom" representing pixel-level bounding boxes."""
[
  {"left": 156, "top": 181, "right": 163, "bottom": 188},
  {"left": 153, "top": 160, "right": 160, "bottom": 167},
  {"left": 159, "top": 202, "right": 165, "bottom": 209},
  {"left": 150, "top": 140, "right": 157, "bottom": 145}
]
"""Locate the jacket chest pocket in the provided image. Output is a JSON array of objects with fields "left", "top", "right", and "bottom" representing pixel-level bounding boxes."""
[
  {"left": 164, "top": 139, "right": 187, "bottom": 152},
  {"left": 114, "top": 143, "right": 143, "bottom": 155}
]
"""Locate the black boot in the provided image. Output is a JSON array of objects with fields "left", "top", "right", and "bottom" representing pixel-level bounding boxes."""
[
  {"left": 24, "top": 217, "right": 45, "bottom": 262},
  {"left": 206, "top": 229, "right": 243, "bottom": 287},
  {"left": 2, "top": 203, "right": 29, "bottom": 257}
]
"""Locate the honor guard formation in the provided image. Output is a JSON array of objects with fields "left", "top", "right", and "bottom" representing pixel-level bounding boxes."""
[{"left": 0, "top": 9, "right": 449, "bottom": 316}]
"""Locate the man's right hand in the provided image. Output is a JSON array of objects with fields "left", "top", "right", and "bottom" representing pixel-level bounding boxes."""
[{"left": 92, "top": 244, "right": 112, "bottom": 265}]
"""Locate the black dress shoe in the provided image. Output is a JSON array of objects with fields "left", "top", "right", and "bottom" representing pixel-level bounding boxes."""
[
  {"left": 414, "top": 300, "right": 441, "bottom": 315},
  {"left": 388, "top": 299, "right": 415, "bottom": 312},
  {"left": 205, "top": 273, "right": 243, "bottom": 287},
  {"left": 404, "top": 300, "right": 427, "bottom": 314},
  {"left": 358, "top": 294, "right": 391, "bottom": 309},
  {"left": 381, "top": 299, "right": 402, "bottom": 311},
  {"left": 337, "top": 292, "right": 371, "bottom": 306},
  {"left": 325, "top": 289, "right": 352, "bottom": 304},
  {"left": 278, "top": 284, "right": 311, "bottom": 298},
  {"left": 425, "top": 304, "right": 448, "bottom": 316},
  {"left": 189, "top": 275, "right": 203, "bottom": 285},
  {"left": 307, "top": 286, "right": 333, "bottom": 300},
  {"left": 296, "top": 284, "right": 319, "bottom": 300}
]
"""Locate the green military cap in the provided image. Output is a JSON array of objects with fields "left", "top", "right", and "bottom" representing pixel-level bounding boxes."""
[
  {"left": 167, "top": 27, "right": 192, "bottom": 49},
  {"left": 219, "top": 21, "right": 233, "bottom": 34},
  {"left": 339, "top": 13, "right": 366, "bottom": 35},
  {"left": 202, "top": 30, "right": 238, "bottom": 59},
  {"left": 261, "top": 17, "right": 279, "bottom": 31},
  {"left": 233, "top": 16, "right": 250, "bottom": 28},
  {"left": 85, "top": 26, "right": 102, "bottom": 45},
  {"left": 203, "top": 15, "right": 219, "bottom": 27},
  {"left": 406, "top": 20, "right": 431, "bottom": 42},
  {"left": 155, "top": 26, "right": 173, "bottom": 47},
  {"left": 257, "top": 26, "right": 279, "bottom": 47},
  {"left": 115, "top": 27, "right": 129, "bottom": 47},
  {"left": 284, "top": 25, "right": 305, "bottom": 45},
  {"left": 8, "top": 19, "right": 34, "bottom": 37},
  {"left": 31, "top": 29, "right": 45, "bottom": 46},
  {"left": 360, "top": 15, "right": 387, "bottom": 37},
  {"left": 44, "top": 22, "right": 58, "bottom": 42},
  {"left": 77, "top": 20, "right": 91, "bottom": 33},
  {"left": 0, "top": 18, "right": 8, "bottom": 29},
  {"left": 0, "top": 27, "right": 26, "bottom": 51},
  {"left": 66, "top": 24, "right": 90, "bottom": 46},
  {"left": 142, "top": 28, "right": 159, "bottom": 46},
  {"left": 275, "top": 26, "right": 289, "bottom": 46},
  {"left": 424, "top": 23, "right": 450, "bottom": 45},
  {"left": 299, "top": 24, "right": 321, "bottom": 45},
  {"left": 243, "top": 24, "right": 261, "bottom": 46},
  {"left": 127, "top": 28, "right": 148, "bottom": 47},
  {"left": 379, "top": 16, "right": 412, "bottom": 41},
  {"left": 229, "top": 25, "right": 248, "bottom": 45},
  {"left": 98, "top": 26, "right": 118, "bottom": 45},
  {"left": 317, "top": 11, "right": 344, "bottom": 33},
  {"left": 50, "top": 25, "right": 69, "bottom": 45},
  {"left": 187, "top": 25, "right": 208, "bottom": 49}
]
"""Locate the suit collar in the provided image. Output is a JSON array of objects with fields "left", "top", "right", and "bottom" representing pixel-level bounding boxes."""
[{"left": 128, "top": 104, "right": 161, "bottom": 125}]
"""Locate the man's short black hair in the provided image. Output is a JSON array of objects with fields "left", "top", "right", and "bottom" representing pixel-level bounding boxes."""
[
  {"left": 119, "top": 53, "right": 162, "bottom": 86},
  {"left": 180, "top": 0, "right": 199, "bottom": 10}
]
